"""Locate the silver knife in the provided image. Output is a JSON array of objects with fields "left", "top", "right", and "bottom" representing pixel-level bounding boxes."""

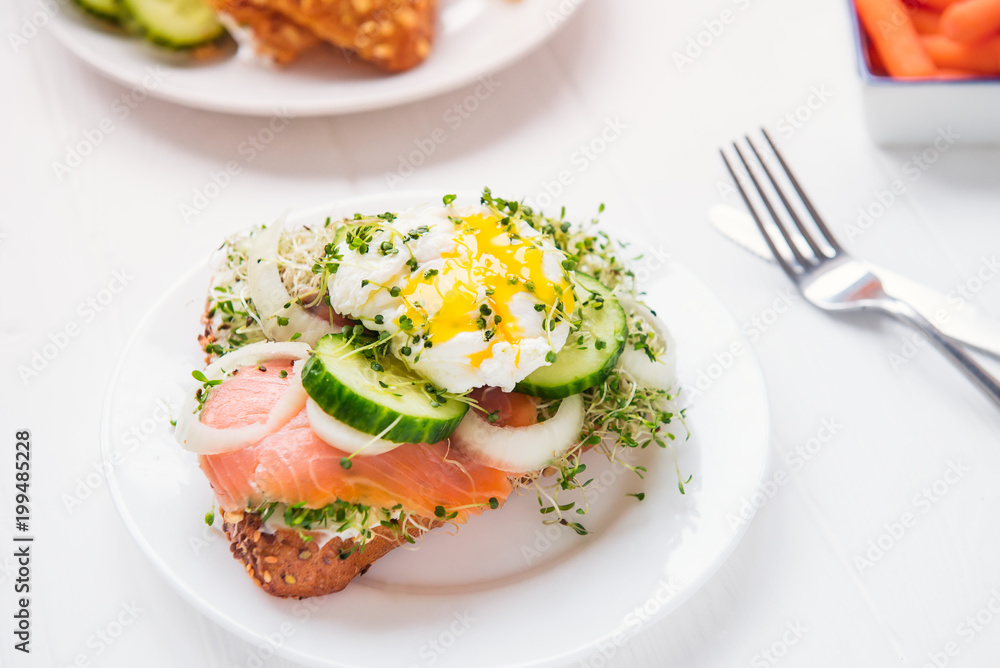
[{"left": 709, "top": 204, "right": 1000, "bottom": 360}]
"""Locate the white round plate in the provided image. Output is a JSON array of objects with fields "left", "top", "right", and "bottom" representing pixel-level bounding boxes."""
[
  {"left": 102, "top": 191, "right": 770, "bottom": 668},
  {"left": 50, "top": 0, "right": 583, "bottom": 116}
]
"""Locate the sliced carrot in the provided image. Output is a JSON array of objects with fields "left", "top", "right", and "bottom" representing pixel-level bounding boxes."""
[
  {"left": 921, "top": 33, "right": 1000, "bottom": 72},
  {"left": 855, "top": 0, "right": 938, "bottom": 76},
  {"left": 935, "top": 66, "right": 982, "bottom": 76},
  {"left": 915, "top": 0, "right": 960, "bottom": 9},
  {"left": 866, "top": 39, "right": 889, "bottom": 74},
  {"left": 910, "top": 7, "right": 943, "bottom": 33},
  {"left": 941, "top": 0, "right": 1000, "bottom": 42}
]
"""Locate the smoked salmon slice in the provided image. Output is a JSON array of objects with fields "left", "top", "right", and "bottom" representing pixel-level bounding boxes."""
[
  {"left": 470, "top": 387, "right": 540, "bottom": 428},
  {"left": 199, "top": 364, "right": 514, "bottom": 521}
]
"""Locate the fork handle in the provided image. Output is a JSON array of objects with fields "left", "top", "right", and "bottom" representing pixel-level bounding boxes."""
[{"left": 884, "top": 300, "right": 1000, "bottom": 408}]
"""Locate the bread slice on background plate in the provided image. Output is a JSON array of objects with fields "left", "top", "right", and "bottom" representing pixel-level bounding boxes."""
[{"left": 210, "top": 0, "right": 437, "bottom": 71}]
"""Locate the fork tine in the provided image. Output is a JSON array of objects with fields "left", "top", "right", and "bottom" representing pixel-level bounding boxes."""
[
  {"left": 731, "top": 141, "right": 812, "bottom": 269},
  {"left": 761, "top": 128, "right": 843, "bottom": 254},
  {"left": 746, "top": 134, "right": 828, "bottom": 260},
  {"left": 720, "top": 147, "right": 803, "bottom": 283}
]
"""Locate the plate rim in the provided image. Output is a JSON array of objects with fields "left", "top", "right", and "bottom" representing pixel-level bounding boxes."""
[{"left": 100, "top": 190, "right": 772, "bottom": 667}]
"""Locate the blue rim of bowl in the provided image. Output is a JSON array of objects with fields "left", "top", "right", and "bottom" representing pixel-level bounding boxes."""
[{"left": 846, "top": 0, "right": 1000, "bottom": 86}]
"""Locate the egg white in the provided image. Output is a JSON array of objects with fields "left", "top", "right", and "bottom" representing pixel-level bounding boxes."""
[{"left": 327, "top": 204, "right": 572, "bottom": 393}]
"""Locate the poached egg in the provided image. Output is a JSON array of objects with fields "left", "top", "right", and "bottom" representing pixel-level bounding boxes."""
[{"left": 328, "top": 203, "right": 575, "bottom": 393}]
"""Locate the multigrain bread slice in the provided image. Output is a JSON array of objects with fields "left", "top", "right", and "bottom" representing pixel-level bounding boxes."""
[
  {"left": 222, "top": 510, "right": 437, "bottom": 598},
  {"left": 211, "top": 0, "right": 321, "bottom": 64},
  {"left": 208, "top": 0, "right": 437, "bottom": 71},
  {"left": 268, "top": 0, "right": 436, "bottom": 71}
]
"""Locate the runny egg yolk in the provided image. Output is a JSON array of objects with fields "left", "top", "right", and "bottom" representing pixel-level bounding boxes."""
[{"left": 401, "top": 213, "right": 575, "bottom": 367}]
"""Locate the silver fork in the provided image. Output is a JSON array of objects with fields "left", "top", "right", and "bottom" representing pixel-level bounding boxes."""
[{"left": 721, "top": 129, "right": 1000, "bottom": 409}]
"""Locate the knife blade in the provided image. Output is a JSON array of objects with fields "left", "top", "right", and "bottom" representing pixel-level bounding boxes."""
[{"left": 708, "top": 204, "right": 1000, "bottom": 360}]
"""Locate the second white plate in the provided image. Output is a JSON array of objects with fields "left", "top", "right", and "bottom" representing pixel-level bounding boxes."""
[
  {"left": 102, "top": 192, "right": 771, "bottom": 667},
  {"left": 50, "top": 0, "right": 584, "bottom": 116}
]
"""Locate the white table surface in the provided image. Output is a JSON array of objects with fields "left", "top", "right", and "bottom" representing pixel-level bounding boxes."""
[{"left": 4, "top": 0, "right": 1000, "bottom": 666}]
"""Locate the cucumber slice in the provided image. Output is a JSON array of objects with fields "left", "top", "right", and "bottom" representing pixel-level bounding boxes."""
[
  {"left": 74, "top": 0, "right": 122, "bottom": 22},
  {"left": 515, "top": 274, "right": 627, "bottom": 400},
  {"left": 301, "top": 333, "right": 468, "bottom": 445},
  {"left": 120, "top": 0, "right": 224, "bottom": 48}
]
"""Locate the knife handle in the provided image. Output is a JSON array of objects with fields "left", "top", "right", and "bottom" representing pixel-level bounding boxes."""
[{"left": 885, "top": 299, "right": 1000, "bottom": 409}]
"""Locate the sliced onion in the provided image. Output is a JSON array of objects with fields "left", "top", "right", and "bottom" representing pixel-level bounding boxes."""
[
  {"left": 202, "top": 341, "right": 312, "bottom": 378},
  {"left": 451, "top": 394, "right": 584, "bottom": 473},
  {"left": 306, "top": 399, "right": 403, "bottom": 457},
  {"left": 175, "top": 342, "right": 311, "bottom": 455},
  {"left": 247, "top": 221, "right": 345, "bottom": 346},
  {"left": 619, "top": 297, "right": 677, "bottom": 392}
]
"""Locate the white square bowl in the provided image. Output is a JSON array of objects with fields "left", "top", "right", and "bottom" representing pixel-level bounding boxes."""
[{"left": 848, "top": 1, "right": 1000, "bottom": 146}]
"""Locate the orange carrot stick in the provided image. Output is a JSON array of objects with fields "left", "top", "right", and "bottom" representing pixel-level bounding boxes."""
[
  {"left": 866, "top": 40, "right": 889, "bottom": 74},
  {"left": 921, "top": 33, "right": 1000, "bottom": 71},
  {"left": 935, "top": 66, "right": 982, "bottom": 76},
  {"left": 941, "top": 0, "right": 1000, "bottom": 42},
  {"left": 855, "top": 0, "right": 938, "bottom": 77},
  {"left": 910, "top": 7, "right": 943, "bottom": 33},
  {"left": 915, "top": 0, "right": 959, "bottom": 10}
]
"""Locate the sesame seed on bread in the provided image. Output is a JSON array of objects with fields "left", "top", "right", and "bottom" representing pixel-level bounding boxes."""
[
  {"left": 222, "top": 509, "right": 434, "bottom": 598},
  {"left": 206, "top": 0, "right": 437, "bottom": 71}
]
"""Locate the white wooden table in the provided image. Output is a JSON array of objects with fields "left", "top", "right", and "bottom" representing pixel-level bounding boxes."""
[{"left": 4, "top": 0, "right": 1000, "bottom": 666}]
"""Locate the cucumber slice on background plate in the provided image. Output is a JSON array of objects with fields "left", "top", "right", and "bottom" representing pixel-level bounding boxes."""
[
  {"left": 302, "top": 333, "right": 468, "bottom": 445},
  {"left": 516, "top": 273, "right": 627, "bottom": 400},
  {"left": 121, "top": 0, "right": 224, "bottom": 48},
  {"left": 74, "top": 0, "right": 123, "bottom": 23}
]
